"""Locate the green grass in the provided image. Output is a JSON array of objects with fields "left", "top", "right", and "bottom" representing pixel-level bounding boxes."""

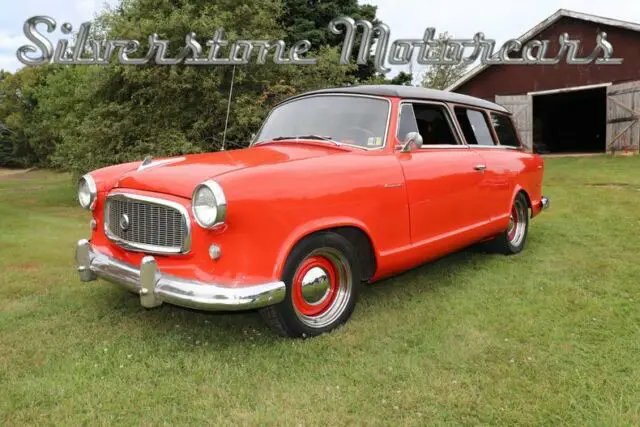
[{"left": 1, "top": 156, "right": 639, "bottom": 426}]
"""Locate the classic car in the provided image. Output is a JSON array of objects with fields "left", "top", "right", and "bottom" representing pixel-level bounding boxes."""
[{"left": 75, "top": 85, "right": 549, "bottom": 338}]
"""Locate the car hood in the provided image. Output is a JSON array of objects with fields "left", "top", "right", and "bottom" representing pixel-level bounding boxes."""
[{"left": 114, "top": 143, "right": 347, "bottom": 198}]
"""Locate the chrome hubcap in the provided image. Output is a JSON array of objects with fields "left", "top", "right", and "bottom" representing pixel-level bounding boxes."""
[
  {"left": 508, "top": 199, "right": 527, "bottom": 247},
  {"left": 300, "top": 266, "right": 331, "bottom": 306},
  {"left": 291, "top": 248, "right": 353, "bottom": 328}
]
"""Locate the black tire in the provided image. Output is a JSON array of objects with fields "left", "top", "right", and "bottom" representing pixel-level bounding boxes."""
[
  {"left": 260, "top": 231, "right": 362, "bottom": 338},
  {"left": 487, "top": 192, "right": 530, "bottom": 255}
]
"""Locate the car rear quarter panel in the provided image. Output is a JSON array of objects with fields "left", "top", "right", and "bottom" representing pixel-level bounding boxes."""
[
  {"left": 476, "top": 148, "right": 544, "bottom": 219},
  {"left": 510, "top": 151, "right": 545, "bottom": 216}
]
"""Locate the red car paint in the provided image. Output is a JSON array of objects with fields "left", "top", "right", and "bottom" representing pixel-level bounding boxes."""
[{"left": 85, "top": 94, "right": 545, "bottom": 290}]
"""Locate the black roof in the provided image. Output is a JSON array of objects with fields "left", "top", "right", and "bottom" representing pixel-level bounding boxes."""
[{"left": 281, "top": 84, "right": 509, "bottom": 113}]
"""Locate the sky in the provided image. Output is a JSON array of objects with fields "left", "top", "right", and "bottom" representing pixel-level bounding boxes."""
[{"left": 1, "top": 0, "right": 640, "bottom": 76}]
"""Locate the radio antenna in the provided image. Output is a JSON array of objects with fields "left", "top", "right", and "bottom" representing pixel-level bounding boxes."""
[{"left": 221, "top": 64, "right": 236, "bottom": 152}]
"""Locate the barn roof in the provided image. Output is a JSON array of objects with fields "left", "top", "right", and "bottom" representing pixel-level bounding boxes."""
[
  {"left": 282, "top": 84, "right": 509, "bottom": 113},
  {"left": 446, "top": 9, "right": 640, "bottom": 92}
]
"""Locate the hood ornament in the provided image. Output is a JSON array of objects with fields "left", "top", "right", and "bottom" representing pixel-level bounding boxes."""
[
  {"left": 137, "top": 155, "right": 185, "bottom": 172},
  {"left": 141, "top": 155, "right": 153, "bottom": 166},
  {"left": 137, "top": 155, "right": 153, "bottom": 171}
]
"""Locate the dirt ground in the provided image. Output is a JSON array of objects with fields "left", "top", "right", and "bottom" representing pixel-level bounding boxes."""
[{"left": 0, "top": 168, "right": 34, "bottom": 177}]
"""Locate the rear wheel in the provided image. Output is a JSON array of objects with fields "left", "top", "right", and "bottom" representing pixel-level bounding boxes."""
[
  {"left": 260, "top": 232, "right": 361, "bottom": 338},
  {"left": 487, "top": 192, "right": 530, "bottom": 255}
]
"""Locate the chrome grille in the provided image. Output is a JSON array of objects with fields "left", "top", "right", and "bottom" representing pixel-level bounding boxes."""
[{"left": 105, "top": 194, "right": 190, "bottom": 254}]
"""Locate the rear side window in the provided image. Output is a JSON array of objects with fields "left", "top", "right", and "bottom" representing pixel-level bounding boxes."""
[
  {"left": 490, "top": 113, "right": 521, "bottom": 147},
  {"left": 454, "top": 107, "right": 495, "bottom": 146},
  {"left": 397, "top": 102, "right": 459, "bottom": 146}
]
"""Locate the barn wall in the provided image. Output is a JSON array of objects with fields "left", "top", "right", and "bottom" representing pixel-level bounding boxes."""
[{"left": 456, "top": 17, "right": 640, "bottom": 100}]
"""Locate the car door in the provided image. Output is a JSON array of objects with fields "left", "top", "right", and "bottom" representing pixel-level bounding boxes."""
[
  {"left": 452, "top": 106, "right": 516, "bottom": 221},
  {"left": 395, "top": 101, "right": 488, "bottom": 247}
]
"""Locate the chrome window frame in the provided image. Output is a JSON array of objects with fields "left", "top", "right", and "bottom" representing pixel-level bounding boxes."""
[
  {"left": 251, "top": 93, "right": 393, "bottom": 151},
  {"left": 471, "top": 144, "right": 523, "bottom": 151},
  {"left": 104, "top": 191, "right": 192, "bottom": 255},
  {"left": 396, "top": 99, "right": 469, "bottom": 150}
]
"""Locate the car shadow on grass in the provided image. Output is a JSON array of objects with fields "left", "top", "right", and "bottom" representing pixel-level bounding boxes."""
[
  {"left": 358, "top": 244, "right": 499, "bottom": 310},
  {"left": 91, "top": 244, "right": 495, "bottom": 345}
]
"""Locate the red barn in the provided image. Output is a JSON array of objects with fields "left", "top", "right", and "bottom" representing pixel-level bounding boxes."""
[{"left": 447, "top": 9, "right": 640, "bottom": 154}]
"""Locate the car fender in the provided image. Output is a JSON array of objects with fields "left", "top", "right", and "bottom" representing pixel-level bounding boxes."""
[{"left": 273, "top": 216, "right": 377, "bottom": 279}]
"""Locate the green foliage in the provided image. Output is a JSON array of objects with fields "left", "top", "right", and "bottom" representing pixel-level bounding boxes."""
[
  {"left": 0, "top": 67, "right": 53, "bottom": 167},
  {"left": 280, "top": 0, "right": 380, "bottom": 81},
  {"left": 0, "top": 0, "right": 369, "bottom": 176},
  {"left": 388, "top": 71, "right": 414, "bottom": 86}
]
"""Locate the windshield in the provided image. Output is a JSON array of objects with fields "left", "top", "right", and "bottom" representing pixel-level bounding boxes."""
[{"left": 254, "top": 95, "right": 390, "bottom": 149}]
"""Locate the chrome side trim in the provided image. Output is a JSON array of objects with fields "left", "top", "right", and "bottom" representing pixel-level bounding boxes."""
[
  {"left": 104, "top": 192, "right": 192, "bottom": 255},
  {"left": 469, "top": 145, "right": 523, "bottom": 150},
  {"left": 75, "top": 239, "right": 286, "bottom": 311},
  {"left": 417, "top": 144, "right": 470, "bottom": 150}
]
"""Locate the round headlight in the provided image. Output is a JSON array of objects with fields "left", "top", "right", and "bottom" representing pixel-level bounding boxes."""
[
  {"left": 192, "top": 180, "right": 227, "bottom": 229},
  {"left": 78, "top": 174, "right": 97, "bottom": 210}
]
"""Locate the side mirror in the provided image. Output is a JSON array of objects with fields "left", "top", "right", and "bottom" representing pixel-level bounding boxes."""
[{"left": 400, "top": 132, "right": 423, "bottom": 153}]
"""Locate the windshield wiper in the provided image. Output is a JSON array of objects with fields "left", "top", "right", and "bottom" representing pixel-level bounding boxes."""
[{"left": 256, "top": 135, "right": 341, "bottom": 146}]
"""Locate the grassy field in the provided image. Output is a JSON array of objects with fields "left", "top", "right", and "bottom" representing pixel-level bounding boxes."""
[{"left": 1, "top": 156, "right": 639, "bottom": 426}]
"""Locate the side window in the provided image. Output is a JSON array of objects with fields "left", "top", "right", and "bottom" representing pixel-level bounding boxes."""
[
  {"left": 490, "top": 113, "right": 521, "bottom": 147},
  {"left": 454, "top": 107, "right": 495, "bottom": 146},
  {"left": 397, "top": 102, "right": 459, "bottom": 146}
]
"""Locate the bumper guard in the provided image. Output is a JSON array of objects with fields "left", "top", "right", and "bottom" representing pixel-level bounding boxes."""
[
  {"left": 75, "top": 239, "right": 286, "bottom": 311},
  {"left": 541, "top": 196, "right": 550, "bottom": 210}
]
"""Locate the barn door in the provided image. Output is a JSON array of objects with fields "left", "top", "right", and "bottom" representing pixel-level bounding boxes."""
[
  {"left": 607, "top": 81, "right": 640, "bottom": 154},
  {"left": 495, "top": 95, "right": 533, "bottom": 152}
]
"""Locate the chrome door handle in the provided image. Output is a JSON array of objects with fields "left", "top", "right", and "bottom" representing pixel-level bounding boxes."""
[{"left": 474, "top": 164, "right": 487, "bottom": 171}]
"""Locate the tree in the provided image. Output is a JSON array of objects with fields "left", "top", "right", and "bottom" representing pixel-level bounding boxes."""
[
  {"left": 0, "top": 66, "right": 59, "bottom": 168},
  {"left": 280, "top": 0, "right": 381, "bottom": 82},
  {"left": 40, "top": 0, "right": 357, "bottom": 176},
  {"left": 388, "top": 71, "right": 413, "bottom": 86},
  {"left": 1, "top": 0, "right": 392, "bottom": 175},
  {"left": 419, "top": 32, "right": 469, "bottom": 90}
]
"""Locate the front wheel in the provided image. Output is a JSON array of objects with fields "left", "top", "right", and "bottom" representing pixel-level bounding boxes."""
[
  {"left": 260, "top": 232, "right": 361, "bottom": 338},
  {"left": 487, "top": 192, "right": 530, "bottom": 255}
]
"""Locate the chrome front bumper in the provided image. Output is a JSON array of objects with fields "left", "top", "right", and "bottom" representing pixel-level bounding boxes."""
[{"left": 75, "top": 239, "right": 286, "bottom": 311}]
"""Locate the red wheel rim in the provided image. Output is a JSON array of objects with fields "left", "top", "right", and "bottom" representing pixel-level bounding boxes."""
[
  {"left": 508, "top": 205, "right": 519, "bottom": 241},
  {"left": 292, "top": 256, "right": 339, "bottom": 317}
]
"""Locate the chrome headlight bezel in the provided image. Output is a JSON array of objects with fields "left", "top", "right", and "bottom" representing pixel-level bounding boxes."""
[
  {"left": 78, "top": 174, "right": 97, "bottom": 210},
  {"left": 192, "top": 180, "right": 227, "bottom": 229}
]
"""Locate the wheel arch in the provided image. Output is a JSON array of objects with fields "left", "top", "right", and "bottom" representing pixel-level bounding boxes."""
[
  {"left": 511, "top": 185, "right": 532, "bottom": 213},
  {"left": 274, "top": 218, "right": 378, "bottom": 283}
]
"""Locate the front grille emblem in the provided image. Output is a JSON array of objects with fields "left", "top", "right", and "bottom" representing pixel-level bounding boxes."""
[{"left": 119, "top": 213, "right": 130, "bottom": 232}]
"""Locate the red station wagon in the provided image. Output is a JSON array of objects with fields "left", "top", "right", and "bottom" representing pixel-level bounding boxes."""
[{"left": 75, "top": 85, "right": 549, "bottom": 338}]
